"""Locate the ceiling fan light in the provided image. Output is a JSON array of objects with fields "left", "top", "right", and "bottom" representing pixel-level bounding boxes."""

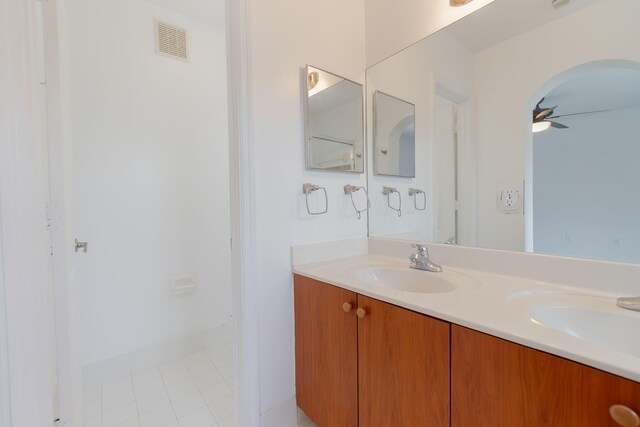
[
  {"left": 532, "top": 121, "right": 552, "bottom": 133},
  {"left": 450, "top": 0, "right": 474, "bottom": 6}
]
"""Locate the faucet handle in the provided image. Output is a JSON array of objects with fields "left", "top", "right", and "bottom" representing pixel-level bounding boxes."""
[{"left": 411, "top": 243, "right": 428, "bottom": 254}]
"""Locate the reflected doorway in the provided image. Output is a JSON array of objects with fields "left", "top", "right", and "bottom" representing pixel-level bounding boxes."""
[{"left": 434, "top": 94, "right": 460, "bottom": 245}]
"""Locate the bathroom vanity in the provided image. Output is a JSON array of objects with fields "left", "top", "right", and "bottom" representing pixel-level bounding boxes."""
[
  {"left": 292, "top": 248, "right": 640, "bottom": 427},
  {"left": 295, "top": 0, "right": 640, "bottom": 424}
]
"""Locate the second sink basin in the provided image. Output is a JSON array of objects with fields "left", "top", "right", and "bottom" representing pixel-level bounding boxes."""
[
  {"left": 532, "top": 305, "right": 640, "bottom": 358},
  {"left": 509, "top": 291, "right": 640, "bottom": 358},
  {"left": 353, "top": 266, "right": 480, "bottom": 294}
]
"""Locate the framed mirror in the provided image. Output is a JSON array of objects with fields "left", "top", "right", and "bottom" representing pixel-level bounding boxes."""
[
  {"left": 374, "top": 91, "right": 416, "bottom": 178},
  {"left": 367, "top": 0, "right": 640, "bottom": 265},
  {"left": 305, "top": 65, "right": 364, "bottom": 173}
]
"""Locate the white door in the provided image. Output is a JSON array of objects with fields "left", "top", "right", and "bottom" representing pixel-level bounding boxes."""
[
  {"left": 35, "top": 1, "right": 61, "bottom": 419},
  {"left": 434, "top": 95, "right": 459, "bottom": 244},
  {"left": 0, "top": 0, "right": 59, "bottom": 425},
  {"left": 41, "top": 0, "right": 84, "bottom": 425}
]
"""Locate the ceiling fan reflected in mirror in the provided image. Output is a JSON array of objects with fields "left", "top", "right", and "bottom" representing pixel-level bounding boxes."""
[{"left": 532, "top": 98, "right": 609, "bottom": 133}]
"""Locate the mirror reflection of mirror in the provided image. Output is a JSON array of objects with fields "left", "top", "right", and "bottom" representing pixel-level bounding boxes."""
[
  {"left": 374, "top": 91, "right": 416, "bottom": 178},
  {"left": 366, "top": 0, "right": 640, "bottom": 265},
  {"left": 305, "top": 65, "right": 364, "bottom": 173}
]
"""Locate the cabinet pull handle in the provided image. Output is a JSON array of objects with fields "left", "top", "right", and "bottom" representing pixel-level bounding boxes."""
[
  {"left": 343, "top": 302, "right": 352, "bottom": 312},
  {"left": 356, "top": 308, "right": 367, "bottom": 319},
  {"left": 610, "top": 405, "right": 640, "bottom": 427}
]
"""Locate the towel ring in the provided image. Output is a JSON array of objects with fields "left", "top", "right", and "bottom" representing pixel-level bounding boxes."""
[
  {"left": 303, "top": 183, "right": 328, "bottom": 215},
  {"left": 344, "top": 185, "right": 370, "bottom": 220},
  {"left": 382, "top": 186, "right": 402, "bottom": 217},
  {"left": 409, "top": 188, "right": 426, "bottom": 211}
]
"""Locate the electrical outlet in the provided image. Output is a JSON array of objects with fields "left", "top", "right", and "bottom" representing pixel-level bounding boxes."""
[{"left": 497, "top": 186, "right": 522, "bottom": 213}]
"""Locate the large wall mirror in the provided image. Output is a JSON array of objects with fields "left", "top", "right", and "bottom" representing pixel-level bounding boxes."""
[
  {"left": 305, "top": 65, "right": 365, "bottom": 173},
  {"left": 367, "top": 0, "right": 640, "bottom": 264}
]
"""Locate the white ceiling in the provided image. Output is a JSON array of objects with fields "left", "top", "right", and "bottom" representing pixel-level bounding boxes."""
[
  {"left": 144, "top": 0, "right": 225, "bottom": 29},
  {"left": 447, "top": 0, "right": 603, "bottom": 53},
  {"left": 542, "top": 68, "right": 640, "bottom": 120}
]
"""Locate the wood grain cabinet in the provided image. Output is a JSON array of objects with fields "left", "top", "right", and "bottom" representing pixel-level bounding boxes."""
[
  {"left": 294, "top": 275, "right": 450, "bottom": 427},
  {"left": 357, "top": 295, "right": 450, "bottom": 426},
  {"left": 295, "top": 275, "right": 640, "bottom": 427},
  {"left": 452, "top": 325, "right": 640, "bottom": 427},
  {"left": 294, "top": 275, "right": 358, "bottom": 427}
]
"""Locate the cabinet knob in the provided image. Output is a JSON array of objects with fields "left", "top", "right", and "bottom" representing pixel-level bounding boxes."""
[
  {"left": 356, "top": 308, "right": 367, "bottom": 319},
  {"left": 610, "top": 404, "right": 640, "bottom": 427},
  {"left": 343, "top": 302, "right": 352, "bottom": 312}
]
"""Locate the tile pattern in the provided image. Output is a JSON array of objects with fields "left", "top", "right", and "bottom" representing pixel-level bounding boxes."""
[{"left": 84, "top": 341, "right": 235, "bottom": 427}]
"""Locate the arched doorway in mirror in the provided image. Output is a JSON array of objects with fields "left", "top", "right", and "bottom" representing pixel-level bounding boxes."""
[{"left": 526, "top": 59, "right": 640, "bottom": 264}]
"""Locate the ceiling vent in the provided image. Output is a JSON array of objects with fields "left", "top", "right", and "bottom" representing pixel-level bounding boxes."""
[{"left": 155, "top": 20, "right": 189, "bottom": 62}]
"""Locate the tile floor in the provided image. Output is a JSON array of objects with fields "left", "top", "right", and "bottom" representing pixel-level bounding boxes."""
[
  {"left": 296, "top": 408, "right": 317, "bottom": 427},
  {"left": 83, "top": 341, "right": 235, "bottom": 427}
]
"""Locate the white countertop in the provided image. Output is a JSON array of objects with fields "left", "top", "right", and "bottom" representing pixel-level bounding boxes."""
[{"left": 294, "top": 254, "right": 640, "bottom": 383}]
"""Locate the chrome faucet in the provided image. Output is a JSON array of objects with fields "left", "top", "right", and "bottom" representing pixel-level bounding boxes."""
[
  {"left": 409, "top": 243, "right": 443, "bottom": 273},
  {"left": 617, "top": 296, "right": 640, "bottom": 312}
]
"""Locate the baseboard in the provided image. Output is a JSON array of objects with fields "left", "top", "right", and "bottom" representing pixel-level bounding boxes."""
[
  {"left": 81, "top": 323, "right": 233, "bottom": 385},
  {"left": 259, "top": 395, "right": 297, "bottom": 427}
]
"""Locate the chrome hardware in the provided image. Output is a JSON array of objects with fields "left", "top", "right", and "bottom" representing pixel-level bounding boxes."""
[
  {"left": 343, "top": 302, "right": 353, "bottom": 313},
  {"left": 74, "top": 239, "right": 88, "bottom": 253},
  {"left": 412, "top": 243, "right": 428, "bottom": 253},
  {"left": 382, "top": 186, "right": 402, "bottom": 217},
  {"left": 444, "top": 236, "right": 457, "bottom": 245},
  {"left": 609, "top": 404, "right": 640, "bottom": 427},
  {"left": 409, "top": 243, "right": 443, "bottom": 272},
  {"left": 356, "top": 307, "right": 367, "bottom": 319},
  {"left": 617, "top": 296, "right": 640, "bottom": 312},
  {"left": 408, "top": 188, "right": 426, "bottom": 211},
  {"left": 344, "top": 185, "right": 370, "bottom": 220},
  {"left": 303, "top": 183, "right": 328, "bottom": 215}
]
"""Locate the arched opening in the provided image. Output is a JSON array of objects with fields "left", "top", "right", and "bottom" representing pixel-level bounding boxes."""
[{"left": 525, "top": 59, "right": 640, "bottom": 263}]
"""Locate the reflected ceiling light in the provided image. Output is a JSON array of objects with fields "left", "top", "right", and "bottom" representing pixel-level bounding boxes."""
[
  {"left": 307, "top": 71, "right": 319, "bottom": 91},
  {"left": 532, "top": 121, "right": 552, "bottom": 133},
  {"left": 450, "top": 0, "right": 474, "bottom": 6}
]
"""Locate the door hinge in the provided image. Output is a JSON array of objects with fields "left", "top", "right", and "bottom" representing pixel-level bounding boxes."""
[
  {"left": 45, "top": 202, "right": 53, "bottom": 231},
  {"left": 45, "top": 202, "right": 61, "bottom": 231}
]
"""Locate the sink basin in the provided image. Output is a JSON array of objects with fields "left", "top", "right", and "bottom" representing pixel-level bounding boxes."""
[
  {"left": 353, "top": 266, "right": 480, "bottom": 294},
  {"left": 356, "top": 267, "right": 454, "bottom": 293},
  {"left": 509, "top": 291, "right": 640, "bottom": 357},
  {"left": 532, "top": 306, "right": 640, "bottom": 357}
]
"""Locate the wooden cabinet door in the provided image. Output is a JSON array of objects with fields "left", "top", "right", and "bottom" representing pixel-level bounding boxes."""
[
  {"left": 452, "top": 325, "right": 640, "bottom": 426},
  {"left": 357, "top": 295, "right": 450, "bottom": 427},
  {"left": 294, "top": 275, "right": 358, "bottom": 427}
]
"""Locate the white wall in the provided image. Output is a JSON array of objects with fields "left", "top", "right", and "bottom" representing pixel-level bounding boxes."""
[
  {"left": 473, "top": 0, "right": 640, "bottom": 251},
  {"left": 250, "top": 0, "right": 367, "bottom": 421},
  {"left": 365, "top": 0, "right": 494, "bottom": 66},
  {"left": 0, "top": 0, "right": 56, "bottom": 424},
  {"left": 533, "top": 106, "right": 640, "bottom": 263},
  {"left": 65, "top": 0, "right": 231, "bottom": 364},
  {"left": 367, "top": 31, "right": 474, "bottom": 241}
]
